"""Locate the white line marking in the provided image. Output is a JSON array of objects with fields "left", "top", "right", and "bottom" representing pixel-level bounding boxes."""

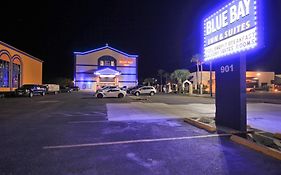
[
  {"left": 68, "top": 120, "right": 109, "bottom": 124},
  {"left": 91, "top": 112, "right": 107, "bottom": 115},
  {"left": 43, "top": 134, "right": 231, "bottom": 150}
]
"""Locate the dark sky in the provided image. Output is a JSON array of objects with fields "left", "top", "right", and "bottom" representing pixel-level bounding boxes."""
[{"left": 1, "top": 0, "right": 281, "bottom": 82}]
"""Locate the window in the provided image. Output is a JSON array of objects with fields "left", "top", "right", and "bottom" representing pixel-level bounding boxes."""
[
  {"left": 111, "top": 61, "right": 115, "bottom": 67},
  {"left": 110, "top": 89, "right": 120, "bottom": 92},
  {"left": 0, "top": 60, "right": 9, "bottom": 87},
  {"left": 12, "top": 63, "right": 21, "bottom": 88},
  {"left": 98, "top": 56, "right": 116, "bottom": 67}
]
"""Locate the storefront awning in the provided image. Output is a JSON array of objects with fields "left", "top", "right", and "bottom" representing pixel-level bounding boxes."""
[{"left": 94, "top": 68, "right": 121, "bottom": 78}]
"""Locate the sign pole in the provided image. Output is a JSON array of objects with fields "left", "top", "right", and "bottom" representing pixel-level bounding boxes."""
[
  {"left": 215, "top": 54, "right": 247, "bottom": 132},
  {"left": 203, "top": 0, "right": 262, "bottom": 132}
]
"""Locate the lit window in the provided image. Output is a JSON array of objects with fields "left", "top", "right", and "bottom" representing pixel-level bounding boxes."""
[
  {"left": 12, "top": 63, "right": 21, "bottom": 88},
  {"left": 0, "top": 60, "right": 9, "bottom": 87},
  {"left": 98, "top": 56, "right": 116, "bottom": 67},
  {"left": 111, "top": 61, "right": 115, "bottom": 67}
]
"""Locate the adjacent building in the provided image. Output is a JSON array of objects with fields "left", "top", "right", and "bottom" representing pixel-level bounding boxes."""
[
  {"left": 0, "top": 41, "right": 43, "bottom": 92},
  {"left": 190, "top": 71, "right": 275, "bottom": 93},
  {"left": 74, "top": 44, "right": 138, "bottom": 91},
  {"left": 246, "top": 72, "right": 275, "bottom": 89}
]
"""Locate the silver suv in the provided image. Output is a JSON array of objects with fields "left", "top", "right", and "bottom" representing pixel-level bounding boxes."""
[{"left": 132, "top": 86, "right": 157, "bottom": 96}]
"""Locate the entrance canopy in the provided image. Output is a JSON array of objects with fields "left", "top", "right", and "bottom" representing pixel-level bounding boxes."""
[{"left": 94, "top": 68, "right": 121, "bottom": 78}]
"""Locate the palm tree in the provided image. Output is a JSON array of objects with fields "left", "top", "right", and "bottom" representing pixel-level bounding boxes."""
[
  {"left": 163, "top": 72, "right": 170, "bottom": 84},
  {"left": 170, "top": 69, "right": 191, "bottom": 93},
  {"left": 157, "top": 69, "right": 165, "bottom": 92},
  {"left": 191, "top": 54, "right": 204, "bottom": 94},
  {"left": 191, "top": 54, "right": 201, "bottom": 90}
]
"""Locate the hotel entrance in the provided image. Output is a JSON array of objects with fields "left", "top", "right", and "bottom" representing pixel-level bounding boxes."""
[{"left": 94, "top": 67, "right": 120, "bottom": 91}]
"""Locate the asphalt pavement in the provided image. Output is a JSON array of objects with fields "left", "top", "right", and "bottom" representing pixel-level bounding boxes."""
[{"left": 0, "top": 92, "right": 280, "bottom": 175}]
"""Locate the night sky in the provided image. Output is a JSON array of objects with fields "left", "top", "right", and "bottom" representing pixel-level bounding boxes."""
[{"left": 1, "top": 0, "right": 281, "bottom": 82}]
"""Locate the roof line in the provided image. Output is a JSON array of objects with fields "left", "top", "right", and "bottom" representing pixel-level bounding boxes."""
[
  {"left": 0, "top": 40, "right": 44, "bottom": 63},
  {"left": 74, "top": 45, "right": 138, "bottom": 58},
  {"left": 94, "top": 67, "right": 121, "bottom": 73}
]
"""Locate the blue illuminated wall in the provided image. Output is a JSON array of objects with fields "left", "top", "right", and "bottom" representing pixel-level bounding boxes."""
[{"left": 74, "top": 45, "right": 138, "bottom": 91}]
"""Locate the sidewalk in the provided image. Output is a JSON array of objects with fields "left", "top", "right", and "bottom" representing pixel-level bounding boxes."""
[
  {"left": 187, "top": 93, "right": 215, "bottom": 98},
  {"left": 158, "top": 92, "right": 214, "bottom": 98},
  {"left": 161, "top": 92, "right": 281, "bottom": 104}
]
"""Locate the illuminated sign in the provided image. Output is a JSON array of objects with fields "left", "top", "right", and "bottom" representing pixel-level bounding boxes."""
[
  {"left": 119, "top": 60, "right": 133, "bottom": 66},
  {"left": 203, "top": 0, "right": 262, "bottom": 61}
]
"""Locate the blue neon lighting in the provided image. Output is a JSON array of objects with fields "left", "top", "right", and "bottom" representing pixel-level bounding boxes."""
[
  {"left": 74, "top": 44, "right": 138, "bottom": 58},
  {"left": 94, "top": 67, "right": 121, "bottom": 75}
]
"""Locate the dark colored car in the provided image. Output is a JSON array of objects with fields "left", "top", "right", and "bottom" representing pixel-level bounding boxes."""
[
  {"left": 16, "top": 84, "right": 47, "bottom": 98},
  {"left": 60, "top": 86, "right": 72, "bottom": 93},
  {"left": 69, "top": 86, "right": 80, "bottom": 91},
  {"left": 127, "top": 85, "right": 143, "bottom": 94}
]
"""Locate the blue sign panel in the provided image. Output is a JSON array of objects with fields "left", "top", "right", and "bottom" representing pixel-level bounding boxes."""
[{"left": 203, "top": 0, "right": 261, "bottom": 61}]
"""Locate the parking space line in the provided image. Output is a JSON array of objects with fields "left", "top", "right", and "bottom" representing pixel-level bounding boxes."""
[
  {"left": 43, "top": 133, "right": 231, "bottom": 150},
  {"left": 68, "top": 120, "right": 109, "bottom": 124}
]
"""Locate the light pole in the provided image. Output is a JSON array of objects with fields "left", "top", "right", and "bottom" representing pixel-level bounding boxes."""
[
  {"left": 200, "top": 61, "right": 203, "bottom": 95},
  {"left": 210, "top": 61, "right": 213, "bottom": 97}
]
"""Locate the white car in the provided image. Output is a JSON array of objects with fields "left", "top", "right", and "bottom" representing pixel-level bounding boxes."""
[
  {"left": 96, "top": 86, "right": 118, "bottom": 93},
  {"left": 132, "top": 86, "right": 156, "bottom": 96},
  {"left": 96, "top": 89, "right": 126, "bottom": 98}
]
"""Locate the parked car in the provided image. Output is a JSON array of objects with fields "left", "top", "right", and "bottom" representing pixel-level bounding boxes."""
[
  {"left": 96, "top": 86, "right": 118, "bottom": 93},
  {"left": 132, "top": 86, "right": 157, "bottom": 96},
  {"left": 69, "top": 86, "right": 80, "bottom": 91},
  {"left": 246, "top": 87, "right": 255, "bottom": 93},
  {"left": 43, "top": 84, "right": 60, "bottom": 94},
  {"left": 96, "top": 88, "right": 126, "bottom": 98},
  {"left": 120, "top": 86, "right": 128, "bottom": 91},
  {"left": 60, "top": 86, "right": 72, "bottom": 93},
  {"left": 127, "top": 85, "right": 143, "bottom": 94},
  {"left": 16, "top": 84, "right": 47, "bottom": 98}
]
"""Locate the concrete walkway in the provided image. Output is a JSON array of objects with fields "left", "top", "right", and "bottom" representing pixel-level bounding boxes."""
[{"left": 107, "top": 102, "right": 281, "bottom": 133}]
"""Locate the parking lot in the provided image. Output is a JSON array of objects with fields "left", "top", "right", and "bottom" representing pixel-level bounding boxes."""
[{"left": 0, "top": 92, "right": 281, "bottom": 175}]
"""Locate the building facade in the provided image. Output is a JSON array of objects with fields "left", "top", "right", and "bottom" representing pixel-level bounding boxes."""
[
  {"left": 74, "top": 45, "right": 138, "bottom": 91},
  {"left": 0, "top": 41, "right": 43, "bottom": 92},
  {"left": 190, "top": 71, "right": 215, "bottom": 93},
  {"left": 246, "top": 72, "right": 275, "bottom": 88},
  {"left": 190, "top": 71, "right": 275, "bottom": 93}
]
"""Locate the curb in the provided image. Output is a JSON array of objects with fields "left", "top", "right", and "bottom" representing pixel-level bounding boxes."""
[
  {"left": 184, "top": 118, "right": 216, "bottom": 133},
  {"left": 230, "top": 135, "right": 281, "bottom": 161},
  {"left": 274, "top": 133, "right": 281, "bottom": 140},
  {"left": 187, "top": 95, "right": 215, "bottom": 99}
]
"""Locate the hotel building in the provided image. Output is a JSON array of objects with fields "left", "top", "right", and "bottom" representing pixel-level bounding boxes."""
[{"left": 74, "top": 44, "right": 138, "bottom": 91}]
